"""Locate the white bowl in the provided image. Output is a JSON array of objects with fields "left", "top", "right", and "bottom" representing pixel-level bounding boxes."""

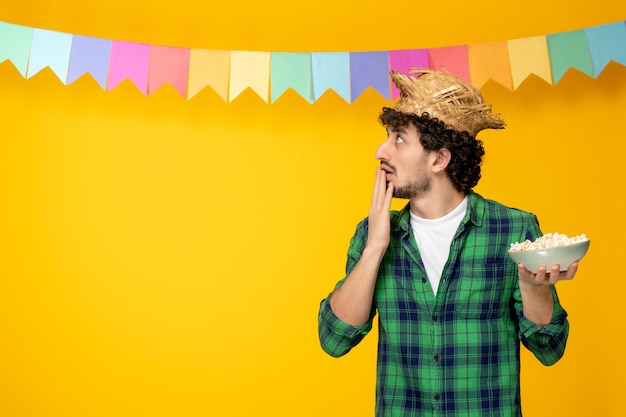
[{"left": 507, "top": 239, "right": 590, "bottom": 273}]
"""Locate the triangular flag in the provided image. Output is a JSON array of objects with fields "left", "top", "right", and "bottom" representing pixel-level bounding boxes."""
[
  {"left": 508, "top": 36, "right": 552, "bottom": 89},
  {"left": 349, "top": 51, "right": 390, "bottom": 101},
  {"left": 546, "top": 30, "right": 593, "bottom": 84},
  {"left": 468, "top": 42, "right": 513, "bottom": 90},
  {"left": 148, "top": 45, "right": 190, "bottom": 97},
  {"left": 27, "top": 29, "right": 73, "bottom": 83},
  {"left": 67, "top": 36, "right": 111, "bottom": 89},
  {"left": 311, "top": 52, "right": 351, "bottom": 103},
  {"left": 188, "top": 49, "right": 230, "bottom": 101},
  {"left": 585, "top": 21, "right": 626, "bottom": 77},
  {"left": 389, "top": 49, "right": 429, "bottom": 99},
  {"left": 0, "top": 22, "right": 33, "bottom": 77},
  {"left": 108, "top": 41, "right": 150, "bottom": 94},
  {"left": 270, "top": 52, "right": 312, "bottom": 103},
  {"left": 428, "top": 45, "right": 470, "bottom": 82},
  {"left": 229, "top": 51, "right": 270, "bottom": 102}
]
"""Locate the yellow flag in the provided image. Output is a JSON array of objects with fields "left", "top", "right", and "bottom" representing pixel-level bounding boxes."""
[
  {"left": 508, "top": 36, "right": 553, "bottom": 90},
  {"left": 188, "top": 49, "right": 230, "bottom": 101},
  {"left": 229, "top": 51, "right": 270, "bottom": 102}
]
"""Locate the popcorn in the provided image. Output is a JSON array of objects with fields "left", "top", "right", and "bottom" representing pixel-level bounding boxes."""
[{"left": 509, "top": 233, "right": 589, "bottom": 252}]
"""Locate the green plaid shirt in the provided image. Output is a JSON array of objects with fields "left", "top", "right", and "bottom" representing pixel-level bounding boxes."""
[{"left": 318, "top": 192, "right": 569, "bottom": 417}]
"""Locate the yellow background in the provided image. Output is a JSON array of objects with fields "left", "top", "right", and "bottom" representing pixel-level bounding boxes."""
[{"left": 1, "top": 2, "right": 625, "bottom": 416}]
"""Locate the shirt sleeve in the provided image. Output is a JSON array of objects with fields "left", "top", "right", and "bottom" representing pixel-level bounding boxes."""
[
  {"left": 317, "top": 219, "right": 376, "bottom": 358},
  {"left": 517, "top": 287, "right": 569, "bottom": 366},
  {"left": 318, "top": 296, "right": 373, "bottom": 357},
  {"left": 514, "top": 213, "right": 570, "bottom": 366}
]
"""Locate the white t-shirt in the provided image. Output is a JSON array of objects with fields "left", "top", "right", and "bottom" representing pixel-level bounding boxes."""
[{"left": 409, "top": 197, "right": 468, "bottom": 296}]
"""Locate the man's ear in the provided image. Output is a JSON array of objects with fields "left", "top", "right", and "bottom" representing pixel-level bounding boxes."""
[{"left": 432, "top": 148, "right": 451, "bottom": 173}]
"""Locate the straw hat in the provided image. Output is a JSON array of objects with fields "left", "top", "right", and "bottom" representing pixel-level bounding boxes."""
[{"left": 391, "top": 69, "right": 505, "bottom": 137}]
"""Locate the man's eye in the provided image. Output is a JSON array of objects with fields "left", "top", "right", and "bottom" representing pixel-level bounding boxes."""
[{"left": 395, "top": 136, "right": 404, "bottom": 144}]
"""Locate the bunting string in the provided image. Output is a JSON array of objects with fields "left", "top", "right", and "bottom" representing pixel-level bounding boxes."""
[{"left": 1, "top": 19, "right": 625, "bottom": 103}]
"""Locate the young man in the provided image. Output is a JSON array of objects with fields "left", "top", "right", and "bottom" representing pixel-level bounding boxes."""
[{"left": 318, "top": 69, "right": 577, "bottom": 416}]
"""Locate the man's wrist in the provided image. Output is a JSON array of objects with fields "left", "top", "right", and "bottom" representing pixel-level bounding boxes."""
[
  {"left": 363, "top": 243, "right": 388, "bottom": 257},
  {"left": 519, "top": 279, "right": 554, "bottom": 301}
]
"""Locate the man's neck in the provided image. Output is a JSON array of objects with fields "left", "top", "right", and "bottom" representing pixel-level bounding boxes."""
[{"left": 409, "top": 188, "right": 466, "bottom": 220}]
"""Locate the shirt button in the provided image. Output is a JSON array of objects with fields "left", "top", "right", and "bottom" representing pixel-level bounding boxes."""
[
  {"left": 421, "top": 277, "right": 427, "bottom": 283},
  {"left": 434, "top": 354, "right": 439, "bottom": 362},
  {"left": 434, "top": 394, "right": 441, "bottom": 400},
  {"left": 432, "top": 315, "right": 438, "bottom": 321}
]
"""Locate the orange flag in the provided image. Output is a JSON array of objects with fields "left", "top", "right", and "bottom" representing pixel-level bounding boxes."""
[{"left": 468, "top": 42, "right": 513, "bottom": 90}]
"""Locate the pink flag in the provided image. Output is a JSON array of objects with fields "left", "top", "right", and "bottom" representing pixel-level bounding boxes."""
[
  {"left": 148, "top": 45, "right": 190, "bottom": 97},
  {"left": 389, "top": 49, "right": 429, "bottom": 100},
  {"left": 108, "top": 41, "right": 150, "bottom": 93},
  {"left": 428, "top": 45, "right": 470, "bottom": 82}
]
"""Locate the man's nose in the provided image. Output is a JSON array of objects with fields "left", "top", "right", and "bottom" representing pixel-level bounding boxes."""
[{"left": 375, "top": 139, "right": 389, "bottom": 161}]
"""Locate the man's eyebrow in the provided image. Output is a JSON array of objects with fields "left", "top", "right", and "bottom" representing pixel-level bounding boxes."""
[{"left": 387, "top": 126, "right": 408, "bottom": 133}]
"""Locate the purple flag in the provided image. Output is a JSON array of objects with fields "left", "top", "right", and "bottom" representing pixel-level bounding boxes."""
[
  {"left": 350, "top": 52, "right": 390, "bottom": 101},
  {"left": 67, "top": 36, "right": 111, "bottom": 89}
]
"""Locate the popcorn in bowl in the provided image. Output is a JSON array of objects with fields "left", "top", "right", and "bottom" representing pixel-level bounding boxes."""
[
  {"left": 509, "top": 233, "right": 589, "bottom": 252},
  {"left": 507, "top": 233, "right": 590, "bottom": 273}
]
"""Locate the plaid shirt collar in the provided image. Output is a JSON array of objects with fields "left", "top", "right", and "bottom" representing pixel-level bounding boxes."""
[{"left": 393, "top": 190, "right": 485, "bottom": 236}]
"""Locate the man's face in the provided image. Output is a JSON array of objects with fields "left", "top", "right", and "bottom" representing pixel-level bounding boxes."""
[{"left": 375, "top": 123, "right": 432, "bottom": 199}]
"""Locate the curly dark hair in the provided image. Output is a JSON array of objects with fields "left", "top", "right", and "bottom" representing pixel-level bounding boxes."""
[{"left": 378, "top": 107, "right": 485, "bottom": 193}]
